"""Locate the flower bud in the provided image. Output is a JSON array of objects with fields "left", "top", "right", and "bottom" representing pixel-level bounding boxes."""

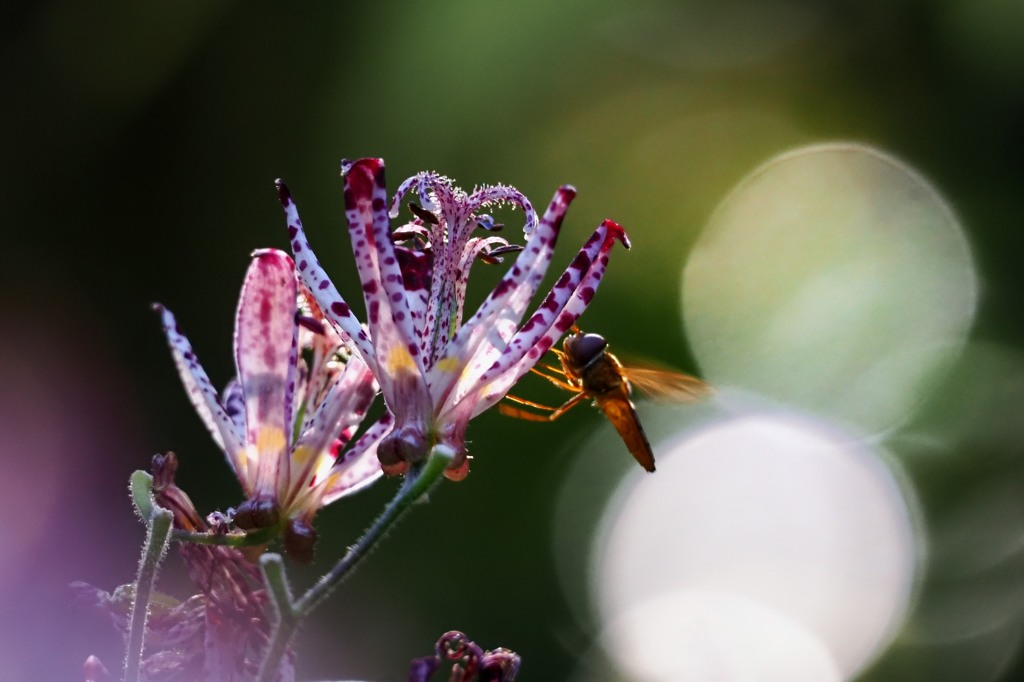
[
  {"left": 284, "top": 518, "right": 317, "bottom": 564},
  {"left": 377, "top": 424, "right": 429, "bottom": 472},
  {"left": 233, "top": 496, "right": 280, "bottom": 530}
]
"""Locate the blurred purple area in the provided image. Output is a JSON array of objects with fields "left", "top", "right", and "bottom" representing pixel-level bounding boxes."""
[{"left": 0, "top": 300, "right": 145, "bottom": 678}]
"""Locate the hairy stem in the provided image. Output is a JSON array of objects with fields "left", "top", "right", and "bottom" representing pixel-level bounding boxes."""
[
  {"left": 256, "top": 553, "right": 298, "bottom": 682},
  {"left": 129, "top": 470, "right": 156, "bottom": 521},
  {"left": 255, "top": 447, "right": 453, "bottom": 682},
  {"left": 123, "top": 505, "right": 173, "bottom": 682}
]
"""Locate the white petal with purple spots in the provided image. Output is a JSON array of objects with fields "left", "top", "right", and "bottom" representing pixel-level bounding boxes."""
[{"left": 155, "top": 304, "right": 248, "bottom": 486}]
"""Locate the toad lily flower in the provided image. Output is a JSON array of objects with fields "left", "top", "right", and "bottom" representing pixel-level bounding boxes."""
[
  {"left": 155, "top": 248, "right": 390, "bottom": 561},
  {"left": 280, "top": 158, "right": 629, "bottom": 480}
]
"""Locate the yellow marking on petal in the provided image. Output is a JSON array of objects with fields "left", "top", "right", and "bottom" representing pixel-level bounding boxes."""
[
  {"left": 236, "top": 448, "right": 250, "bottom": 476},
  {"left": 435, "top": 356, "right": 460, "bottom": 373},
  {"left": 320, "top": 470, "right": 341, "bottom": 491},
  {"left": 476, "top": 381, "right": 503, "bottom": 405},
  {"left": 236, "top": 444, "right": 260, "bottom": 494},
  {"left": 291, "top": 469, "right": 338, "bottom": 515},
  {"left": 291, "top": 444, "right": 315, "bottom": 469},
  {"left": 256, "top": 426, "right": 288, "bottom": 454},
  {"left": 312, "top": 452, "right": 335, "bottom": 483},
  {"left": 386, "top": 344, "right": 418, "bottom": 374}
]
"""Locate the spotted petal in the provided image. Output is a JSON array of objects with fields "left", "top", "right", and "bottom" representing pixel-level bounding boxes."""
[
  {"left": 278, "top": 180, "right": 376, "bottom": 363},
  {"left": 394, "top": 246, "right": 433, "bottom": 360},
  {"left": 234, "top": 249, "right": 298, "bottom": 498},
  {"left": 342, "top": 158, "right": 432, "bottom": 423},
  {"left": 221, "top": 379, "right": 246, "bottom": 438},
  {"left": 154, "top": 304, "right": 247, "bottom": 484},
  {"left": 319, "top": 412, "right": 393, "bottom": 505},
  {"left": 474, "top": 219, "right": 630, "bottom": 411},
  {"left": 284, "top": 356, "right": 378, "bottom": 508}
]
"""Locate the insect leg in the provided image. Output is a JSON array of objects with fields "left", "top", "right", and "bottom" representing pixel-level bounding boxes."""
[
  {"left": 546, "top": 391, "right": 590, "bottom": 420},
  {"left": 499, "top": 391, "right": 589, "bottom": 422},
  {"left": 499, "top": 394, "right": 559, "bottom": 421},
  {"left": 528, "top": 365, "right": 578, "bottom": 391},
  {"left": 499, "top": 405, "right": 554, "bottom": 421},
  {"left": 503, "top": 394, "right": 561, "bottom": 410}
]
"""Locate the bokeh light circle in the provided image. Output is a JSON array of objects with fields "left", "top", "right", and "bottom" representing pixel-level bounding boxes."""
[
  {"left": 593, "top": 413, "right": 919, "bottom": 679},
  {"left": 599, "top": 590, "right": 842, "bottom": 682},
  {"left": 682, "top": 143, "right": 976, "bottom": 434}
]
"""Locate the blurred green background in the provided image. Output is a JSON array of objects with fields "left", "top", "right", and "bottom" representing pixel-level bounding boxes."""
[{"left": 2, "top": 0, "right": 1024, "bottom": 680}]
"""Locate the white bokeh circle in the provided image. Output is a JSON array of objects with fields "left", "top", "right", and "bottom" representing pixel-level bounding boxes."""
[
  {"left": 593, "top": 413, "right": 919, "bottom": 679},
  {"left": 599, "top": 590, "right": 842, "bottom": 682},
  {"left": 682, "top": 143, "right": 976, "bottom": 433}
]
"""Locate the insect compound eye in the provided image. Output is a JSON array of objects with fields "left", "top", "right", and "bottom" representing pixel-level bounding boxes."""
[{"left": 566, "top": 333, "right": 608, "bottom": 366}]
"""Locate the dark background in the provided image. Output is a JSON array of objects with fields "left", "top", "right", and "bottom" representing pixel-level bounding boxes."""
[{"left": 2, "top": 1, "right": 1024, "bottom": 680}]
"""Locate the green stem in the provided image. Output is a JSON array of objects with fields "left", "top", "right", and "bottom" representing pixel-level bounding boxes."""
[
  {"left": 256, "top": 553, "right": 299, "bottom": 682},
  {"left": 129, "top": 470, "right": 156, "bottom": 521},
  {"left": 255, "top": 447, "right": 453, "bottom": 682},
  {"left": 131, "top": 469, "right": 280, "bottom": 547},
  {"left": 123, "top": 505, "right": 173, "bottom": 682}
]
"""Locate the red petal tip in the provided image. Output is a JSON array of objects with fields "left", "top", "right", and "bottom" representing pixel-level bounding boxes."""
[
  {"left": 347, "top": 157, "right": 385, "bottom": 174},
  {"left": 602, "top": 219, "right": 631, "bottom": 249},
  {"left": 251, "top": 247, "right": 287, "bottom": 259},
  {"left": 249, "top": 248, "right": 294, "bottom": 270}
]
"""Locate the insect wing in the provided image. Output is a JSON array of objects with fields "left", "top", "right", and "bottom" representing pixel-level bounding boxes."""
[
  {"left": 622, "top": 366, "right": 710, "bottom": 402},
  {"left": 596, "top": 394, "right": 656, "bottom": 472}
]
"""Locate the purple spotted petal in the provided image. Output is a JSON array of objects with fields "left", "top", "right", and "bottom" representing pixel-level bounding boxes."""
[
  {"left": 344, "top": 159, "right": 431, "bottom": 422},
  {"left": 473, "top": 219, "right": 630, "bottom": 412},
  {"left": 234, "top": 249, "right": 298, "bottom": 498},
  {"left": 345, "top": 159, "right": 423, "bottom": 358},
  {"left": 487, "top": 218, "right": 627, "bottom": 376},
  {"left": 319, "top": 412, "right": 393, "bottom": 505},
  {"left": 277, "top": 180, "right": 376, "bottom": 365},
  {"left": 221, "top": 379, "right": 246, "bottom": 438},
  {"left": 395, "top": 246, "right": 433, "bottom": 358},
  {"left": 154, "top": 304, "right": 248, "bottom": 485},
  {"left": 292, "top": 290, "right": 346, "bottom": 435},
  {"left": 289, "top": 349, "right": 312, "bottom": 435},
  {"left": 285, "top": 357, "right": 378, "bottom": 508}
]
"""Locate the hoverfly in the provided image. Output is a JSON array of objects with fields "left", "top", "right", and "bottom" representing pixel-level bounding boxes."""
[{"left": 498, "top": 328, "right": 710, "bottom": 472}]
